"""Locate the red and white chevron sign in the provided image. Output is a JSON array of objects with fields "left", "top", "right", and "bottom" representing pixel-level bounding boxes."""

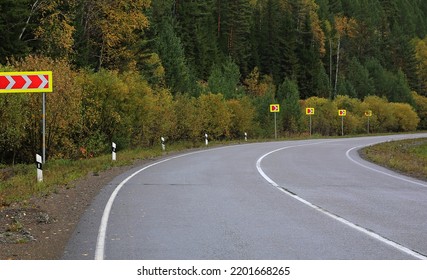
[{"left": 0, "top": 71, "right": 53, "bottom": 93}]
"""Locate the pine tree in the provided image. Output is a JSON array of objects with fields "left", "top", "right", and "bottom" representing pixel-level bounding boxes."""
[
  {"left": 208, "top": 58, "right": 241, "bottom": 99},
  {"left": 218, "top": 0, "right": 253, "bottom": 76},
  {"left": 258, "top": 0, "right": 281, "bottom": 82},
  {"left": 174, "top": 0, "right": 219, "bottom": 80},
  {"left": 0, "top": 0, "right": 33, "bottom": 63},
  {"left": 346, "top": 57, "right": 375, "bottom": 99},
  {"left": 279, "top": 78, "right": 303, "bottom": 134},
  {"left": 155, "top": 19, "right": 194, "bottom": 95}
]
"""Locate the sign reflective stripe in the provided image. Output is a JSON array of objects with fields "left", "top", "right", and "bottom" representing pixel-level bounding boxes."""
[
  {"left": 5, "top": 76, "right": 15, "bottom": 89},
  {"left": 0, "top": 71, "right": 53, "bottom": 93},
  {"left": 306, "top": 108, "right": 315, "bottom": 115},
  {"left": 270, "top": 104, "right": 280, "bottom": 112}
]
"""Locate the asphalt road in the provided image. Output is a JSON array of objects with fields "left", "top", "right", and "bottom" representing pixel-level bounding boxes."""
[{"left": 63, "top": 134, "right": 427, "bottom": 260}]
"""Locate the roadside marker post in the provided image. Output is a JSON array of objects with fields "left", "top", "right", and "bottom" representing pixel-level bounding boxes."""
[
  {"left": 365, "top": 110, "right": 372, "bottom": 134},
  {"left": 205, "top": 133, "right": 209, "bottom": 146},
  {"left": 36, "top": 154, "right": 43, "bottom": 182},
  {"left": 161, "top": 137, "right": 166, "bottom": 151},
  {"left": 338, "top": 110, "right": 347, "bottom": 136},
  {"left": 112, "top": 142, "right": 117, "bottom": 161},
  {"left": 270, "top": 104, "right": 280, "bottom": 139},
  {"left": 306, "top": 108, "right": 315, "bottom": 136},
  {"left": 244, "top": 132, "right": 248, "bottom": 142},
  {"left": 0, "top": 71, "right": 53, "bottom": 181}
]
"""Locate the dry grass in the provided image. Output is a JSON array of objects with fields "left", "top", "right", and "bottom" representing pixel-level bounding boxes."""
[
  {"left": 0, "top": 142, "right": 199, "bottom": 206},
  {"left": 361, "top": 138, "right": 427, "bottom": 181}
]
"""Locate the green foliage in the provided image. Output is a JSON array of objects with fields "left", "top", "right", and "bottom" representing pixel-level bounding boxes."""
[
  {"left": 0, "top": 0, "right": 32, "bottom": 64},
  {"left": 279, "top": 78, "right": 303, "bottom": 134},
  {"left": 155, "top": 19, "right": 194, "bottom": 95},
  {"left": 1, "top": 0, "right": 427, "bottom": 165},
  {"left": 208, "top": 59, "right": 241, "bottom": 99},
  {"left": 346, "top": 57, "right": 374, "bottom": 99}
]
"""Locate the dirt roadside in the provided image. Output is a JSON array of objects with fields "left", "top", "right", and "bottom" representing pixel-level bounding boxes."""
[{"left": 0, "top": 162, "right": 144, "bottom": 260}]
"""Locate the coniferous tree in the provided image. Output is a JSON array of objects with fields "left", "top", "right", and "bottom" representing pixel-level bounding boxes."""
[
  {"left": 155, "top": 18, "right": 194, "bottom": 95},
  {"left": 346, "top": 57, "right": 375, "bottom": 99},
  {"left": 219, "top": 0, "right": 253, "bottom": 76},
  {"left": 0, "top": 0, "right": 33, "bottom": 63},
  {"left": 174, "top": 0, "right": 219, "bottom": 80},
  {"left": 279, "top": 78, "right": 303, "bottom": 134}
]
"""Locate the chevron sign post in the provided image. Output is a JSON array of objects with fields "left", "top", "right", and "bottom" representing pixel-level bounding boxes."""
[
  {"left": 0, "top": 71, "right": 53, "bottom": 93},
  {"left": 1, "top": 71, "right": 53, "bottom": 181}
]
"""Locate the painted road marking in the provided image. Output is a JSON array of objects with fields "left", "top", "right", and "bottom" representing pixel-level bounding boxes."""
[
  {"left": 94, "top": 145, "right": 235, "bottom": 260},
  {"left": 256, "top": 141, "right": 427, "bottom": 260},
  {"left": 346, "top": 146, "right": 427, "bottom": 188}
]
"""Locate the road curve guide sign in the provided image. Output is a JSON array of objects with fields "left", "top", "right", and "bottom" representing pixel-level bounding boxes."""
[{"left": 0, "top": 71, "right": 53, "bottom": 93}]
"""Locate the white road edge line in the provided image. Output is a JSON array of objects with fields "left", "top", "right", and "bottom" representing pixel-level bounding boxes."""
[
  {"left": 94, "top": 145, "right": 234, "bottom": 260},
  {"left": 346, "top": 146, "right": 427, "bottom": 188},
  {"left": 256, "top": 141, "right": 427, "bottom": 260}
]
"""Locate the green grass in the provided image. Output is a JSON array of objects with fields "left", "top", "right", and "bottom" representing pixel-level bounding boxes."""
[
  {"left": 361, "top": 138, "right": 427, "bottom": 181},
  {"left": 0, "top": 141, "right": 201, "bottom": 206}
]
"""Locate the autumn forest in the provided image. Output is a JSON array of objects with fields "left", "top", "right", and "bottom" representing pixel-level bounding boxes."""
[{"left": 1, "top": 0, "right": 427, "bottom": 164}]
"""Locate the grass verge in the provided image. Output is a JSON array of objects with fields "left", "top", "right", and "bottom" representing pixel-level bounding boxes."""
[
  {"left": 360, "top": 138, "right": 427, "bottom": 181},
  {"left": 0, "top": 141, "right": 203, "bottom": 206}
]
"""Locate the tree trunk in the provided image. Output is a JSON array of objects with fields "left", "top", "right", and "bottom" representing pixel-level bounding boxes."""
[{"left": 334, "top": 35, "right": 341, "bottom": 98}]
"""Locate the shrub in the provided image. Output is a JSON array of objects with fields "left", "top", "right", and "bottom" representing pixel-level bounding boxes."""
[
  {"left": 198, "top": 93, "right": 232, "bottom": 140},
  {"left": 412, "top": 92, "right": 427, "bottom": 129},
  {"left": 227, "top": 97, "right": 256, "bottom": 139},
  {"left": 303, "top": 97, "right": 338, "bottom": 136},
  {"left": 389, "top": 103, "right": 420, "bottom": 132}
]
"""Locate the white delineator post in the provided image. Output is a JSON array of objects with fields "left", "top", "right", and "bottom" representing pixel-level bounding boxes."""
[
  {"left": 36, "top": 154, "right": 43, "bottom": 182},
  {"left": 205, "top": 133, "right": 209, "bottom": 146},
  {"left": 112, "top": 142, "right": 117, "bottom": 161},
  {"left": 161, "top": 137, "right": 166, "bottom": 151},
  {"left": 244, "top": 132, "right": 248, "bottom": 142}
]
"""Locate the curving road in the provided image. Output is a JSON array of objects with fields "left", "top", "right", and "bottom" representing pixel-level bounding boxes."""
[{"left": 63, "top": 134, "right": 427, "bottom": 260}]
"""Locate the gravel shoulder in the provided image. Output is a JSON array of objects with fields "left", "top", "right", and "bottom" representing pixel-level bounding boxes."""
[{"left": 0, "top": 162, "right": 144, "bottom": 260}]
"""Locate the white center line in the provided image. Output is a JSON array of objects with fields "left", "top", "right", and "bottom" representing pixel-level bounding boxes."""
[{"left": 256, "top": 140, "right": 427, "bottom": 260}]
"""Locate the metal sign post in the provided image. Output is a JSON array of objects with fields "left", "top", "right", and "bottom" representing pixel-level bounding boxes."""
[
  {"left": 270, "top": 104, "right": 280, "bottom": 139},
  {"left": 338, "top": 110, "right": 347, "bottom": 136},
  {"left": 365, "top": 110, "right": 372, "bottom": 134},
  {"left": 0, "top": 71, "right": 53, "bottom": 180},
  {"left": 42, "top": 92, "right": 46, "bottom": 163},
  {"left": 306, "top": 108, "right": 315, "bottom": 136}
]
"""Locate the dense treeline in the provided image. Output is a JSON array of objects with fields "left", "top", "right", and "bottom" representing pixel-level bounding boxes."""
[{"left": 1, "top": 0, "right": 427, "bottom": 164}]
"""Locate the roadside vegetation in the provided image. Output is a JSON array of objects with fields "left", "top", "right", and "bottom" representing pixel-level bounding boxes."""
[
  {"left": 0, "top": 141, "right": 205, "bottom": 206},
  {"left": 3, "top": 1, "right": 427, "bottom": 206},
  {"left": 361, "top": 138, "right": 427, "bottom": 181}
]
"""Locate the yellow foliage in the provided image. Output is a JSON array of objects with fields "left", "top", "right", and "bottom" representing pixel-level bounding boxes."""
[
  {"left": 12, "top": 56, "right": 84, "bottom": 158},
  {"left": 33, "top": 0, "right": 76, "bottom": 59},
  {"left": 412, "top": 92, "right": 427, "bottom": 129},
  {"left": 413, "top": 37, "right": 427, "bottom": 92},
  {"left": 334, "top": 16, "right": 358, "bottom": 38},
  {"left": 244, "top": 68, "right": 275, "bottom": 97},
  {"left": 198, "top": 93, "right": 232, "bottom": 139},
  {"left": 227, "top": 97, "right": 256, "bottom": 138},
  {"left": 389, "top": 103, "right": 420, "bottom": 132}
]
